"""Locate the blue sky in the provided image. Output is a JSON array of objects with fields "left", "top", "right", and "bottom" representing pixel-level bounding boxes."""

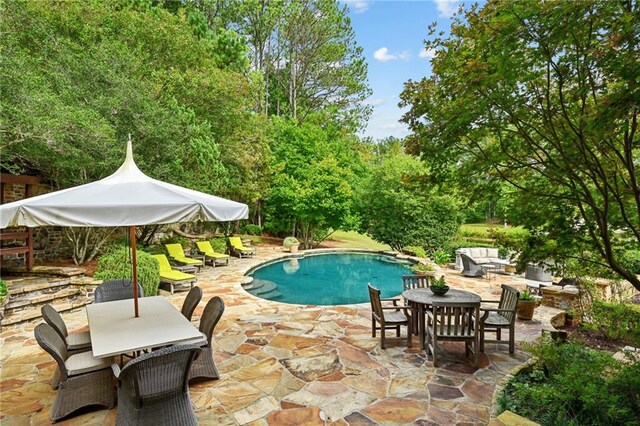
[{"left": 342, "top": 0, "right": 463, "bottom": 140}]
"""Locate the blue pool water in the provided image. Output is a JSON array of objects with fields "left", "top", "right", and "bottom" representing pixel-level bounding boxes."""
[{"left": 245, "top": 253, "right": 413, "bottom": 305}]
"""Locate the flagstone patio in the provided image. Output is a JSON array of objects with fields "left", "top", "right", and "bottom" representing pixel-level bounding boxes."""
[{"left": 0, "top": 247, "right": 561, "bottom": 425}]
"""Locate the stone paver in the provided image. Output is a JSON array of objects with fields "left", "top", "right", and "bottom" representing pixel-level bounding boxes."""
[{"left": 0, "top": 246, "right": 557, "bottom": 425}]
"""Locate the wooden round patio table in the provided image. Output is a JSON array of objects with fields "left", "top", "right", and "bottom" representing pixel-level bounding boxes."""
[{"left": 402, "top": 288, "right": 481, "bottom": 350}]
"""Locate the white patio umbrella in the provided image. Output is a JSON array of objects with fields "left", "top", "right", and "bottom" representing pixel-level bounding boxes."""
[{"left": 0, "top": 138, "right": 248, "bottom": 316}]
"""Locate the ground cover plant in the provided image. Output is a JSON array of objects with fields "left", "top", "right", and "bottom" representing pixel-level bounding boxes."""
[{"left": 498, "top": 336, "right": 640, "bottom": 425}]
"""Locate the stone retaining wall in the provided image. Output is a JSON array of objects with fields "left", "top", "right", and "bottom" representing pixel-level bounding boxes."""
[{"left": 2, "top": 183, "right": 74, "bottom": 265}]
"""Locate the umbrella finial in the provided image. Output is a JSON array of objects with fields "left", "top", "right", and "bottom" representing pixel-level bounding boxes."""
[{"left": 126, "top": 134, "right": 133, "bottom": 161}]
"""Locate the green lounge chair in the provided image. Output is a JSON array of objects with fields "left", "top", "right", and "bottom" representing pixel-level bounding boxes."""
[
  {"left": 165, "top": 243, "right": 203, "bottom": 268},
  {"left": 228, "top": 237, "right": 255, "bottom": 258},
  {"left": 152, "top": 254, "right": 197, "bottom": 294},
  {"left": 195, "top": 241, "right": 230, "bottom": 267}
]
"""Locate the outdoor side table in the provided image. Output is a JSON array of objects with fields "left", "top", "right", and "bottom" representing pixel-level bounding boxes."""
[
  {"left": 402, "top": 288, "right": 481, "bottom": 350},
  {"left": 86, "top": 296, "right": 202, "bottom": 358}
]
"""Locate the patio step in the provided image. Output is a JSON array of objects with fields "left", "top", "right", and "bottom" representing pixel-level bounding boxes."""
[
  {"left": 1, "top": 297, "right": 93, "bottom": 327},
  {"left": 0, "top": 276, "right": 94, "bottom": 328}
]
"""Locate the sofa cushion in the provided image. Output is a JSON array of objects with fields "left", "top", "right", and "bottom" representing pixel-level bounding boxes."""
[
  {"left": 469, "top": 248, "right": 484, "bottom": 258},
  {"left": 486, "top": 248, "right": 499, "bottom": 258}
]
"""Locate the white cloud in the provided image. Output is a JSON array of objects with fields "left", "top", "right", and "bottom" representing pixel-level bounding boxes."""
[
  {"left": 419, "top": 48, "right": 436, "bottom": 59},
  {"left": 373, "top": 47, "right": 410, "bottom": 62},
  {"left": 434, "top": 0, "right": 460, "bottom": 18},
  {"left": 361, "top": 98, "right": 387, "bottom": 107},
  {"left": 342, "top": 0, "right": 370, "bottom": 13}
]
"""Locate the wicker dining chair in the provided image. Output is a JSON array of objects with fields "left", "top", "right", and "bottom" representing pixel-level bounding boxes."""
[
  {"left": 479, "top": 284, "right": 520, "bottom": 353},
  {"left": 188, "top": 296, "right": 225, "bottom": 381},
  {"left": 402, "top": 274, "right": 431, "bottom": 290},
  {"left": 94, "top": 278, "right": 144, "bottom": 303},
  {"left": 426, "top": 300, "right": 485, "bottom": 367},
  {"left": 181, "top": 286, "right": 203, "bottom": 322},
  {"left": 368, "top": 284, "right": 413, "bottom": 349},
  {"left": 113, "top": 345, "right": 201, "bottom": 426},
  {"left": 34, "top": 323, "right": 115, "bottom": 422},
  {"left": 41, "top": 304, "right": 92, "bottom": 389}
]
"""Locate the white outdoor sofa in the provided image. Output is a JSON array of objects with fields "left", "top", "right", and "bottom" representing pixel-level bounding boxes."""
[{"left": 454, "top": 247, "right": 505, "bottom": 271}]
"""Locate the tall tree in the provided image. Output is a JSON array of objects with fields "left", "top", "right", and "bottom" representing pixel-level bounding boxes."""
[
  {"left": 266, "top": 117, "right": 362, "bottom": 247},
  {"left": 196, "top": 0, "right": 371, "bottom": 129},
  {"left": 400, "top": 0, "right": 640, "bottom": 289},
  {"left": 358, "top": 143, "right": 463, "bottom": 251}
]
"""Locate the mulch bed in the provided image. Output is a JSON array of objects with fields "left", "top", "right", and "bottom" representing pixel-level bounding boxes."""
[{"left": 556, "top": 323, "right": 628, "bottom": 353}]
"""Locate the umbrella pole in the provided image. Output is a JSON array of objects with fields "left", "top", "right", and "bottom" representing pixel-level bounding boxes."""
[{"left": 130, "top": 225, "right": 139, "bottom": 317}]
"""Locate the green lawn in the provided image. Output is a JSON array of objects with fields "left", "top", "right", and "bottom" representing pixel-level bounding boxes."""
[
  {"left": 459, "top": 223, "right": 525, "bottom": 238},
  {"left": 327, "top": 231, "right": 391, "bottom": 250}
]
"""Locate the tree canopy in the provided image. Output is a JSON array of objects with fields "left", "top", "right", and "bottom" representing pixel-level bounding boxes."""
[
  {"left": 401, "top": 0, "right": 640, "bottom": 289},
  {"left": 358, "top": 143, "right": 463, "bottom": 252}
]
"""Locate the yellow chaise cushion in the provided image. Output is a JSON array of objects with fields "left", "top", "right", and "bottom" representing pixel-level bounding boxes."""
[
  {"left": 196, "top": 241, "right": 230, "bottom": 259},
  {"left": 165, "top": 243, "right": 202, "bottom": 265},
  {"left": 228, "top": 237, "right": 254, "bottom": 252},
  {"left": 152, "top": 255, "right": 196, "bottom": 281}
]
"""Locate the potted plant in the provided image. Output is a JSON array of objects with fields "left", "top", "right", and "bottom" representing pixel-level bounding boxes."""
[
  {"left": 430, "top": 275, "right": 450, "bottom": 296},
  {"left": 283, "top": 236, "right": 300, "bottom": 253},
  {"left": 412, "top": 263, "right": 436, "bottom": 276},
  {"left": 517, "top": 290, "right": 536, "bottom": 320}
]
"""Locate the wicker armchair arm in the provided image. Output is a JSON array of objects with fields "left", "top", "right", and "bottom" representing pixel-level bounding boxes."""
[{"left": 111, "top": 363, "right": 121, "bottom": 379}]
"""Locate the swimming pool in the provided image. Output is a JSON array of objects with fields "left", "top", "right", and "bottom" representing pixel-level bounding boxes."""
[{"left": 244, "top": 252, "right": 413, "bottom": 305}]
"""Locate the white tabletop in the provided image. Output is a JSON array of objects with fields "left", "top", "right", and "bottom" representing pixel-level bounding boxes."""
[{"left": 86, "top": 296, "right": 202, "bottom": 358}]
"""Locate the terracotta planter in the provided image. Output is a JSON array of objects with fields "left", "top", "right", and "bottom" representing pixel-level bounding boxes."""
[
  {"left": 517, "top": 300, "right": 536, "bottom": 320},
  {"left": 289, "top": 244, "right": 299, "bottom": 253}
]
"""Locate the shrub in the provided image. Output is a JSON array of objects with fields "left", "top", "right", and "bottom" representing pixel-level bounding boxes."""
[
  {"left": 0, "top": 279, "right": 7, "bottom": 298},
  {"left": 411, "top": 263, "right": 435, "bottom": 274},
  {"left": 94, "top": 247, "right": 160, "bottom": 297},
  {"left": 403, "top": 245, "right": 427, "bottom": 258},
  {"left": 242, "top": 224, "right": 262, "bottom": 236},
  {"left": 159, "top": 235, "right": 190, "bottom": 248},
  {"left": 283, "top": 236, "right": 300, "bottom": 249},
  {"left": 621, "top": 249, "right": 640, "bottom": 275},
  {"left": 441, "top": 238, "right": 496, "bottom": 259},
  {"left": 209, "top": 237, "right": 228, "bottom": 254},
  {"left": 583, "top": 299, "right": 640, "bottom": 345},
  {"left": 498, "top": 336, "right": 640, "bottom": 425},
  {"left": 432, "top": 249, "right": 451, "bottom": 265}
]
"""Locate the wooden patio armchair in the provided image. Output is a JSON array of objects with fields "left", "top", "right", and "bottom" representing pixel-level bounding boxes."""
[
  {"left": 368, "top": 284, "right": 413, "bottom": 349},
  {"left": 479, "top": 284, "right": 519, "bottom": 353}
]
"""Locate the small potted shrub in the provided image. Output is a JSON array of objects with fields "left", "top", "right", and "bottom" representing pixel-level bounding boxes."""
[
  {"left": 517, "top": 290, "right": 536, "bottom": 320},
  {"left": 430, "top": 275, "right": 449, "bottom": 296},
  {"left": 283, "top": 236, "right": 300, "bottom": 253},
  {"left": 412, "top": 263, "right": 436, "bottom": 276}
]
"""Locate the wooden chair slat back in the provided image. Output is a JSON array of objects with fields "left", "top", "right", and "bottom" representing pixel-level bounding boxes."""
[
  {"left": 498, "top": 285, "right": 520, "bottom": 323},
  {"left": 432, "top": 302, "right": 479, "bottom": 337},
  {"left": 402, "top": 274, "right": 431, "bottom": 290},
  {"left": 368, "top": 284, "right": 384, "bottom": 322}
]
